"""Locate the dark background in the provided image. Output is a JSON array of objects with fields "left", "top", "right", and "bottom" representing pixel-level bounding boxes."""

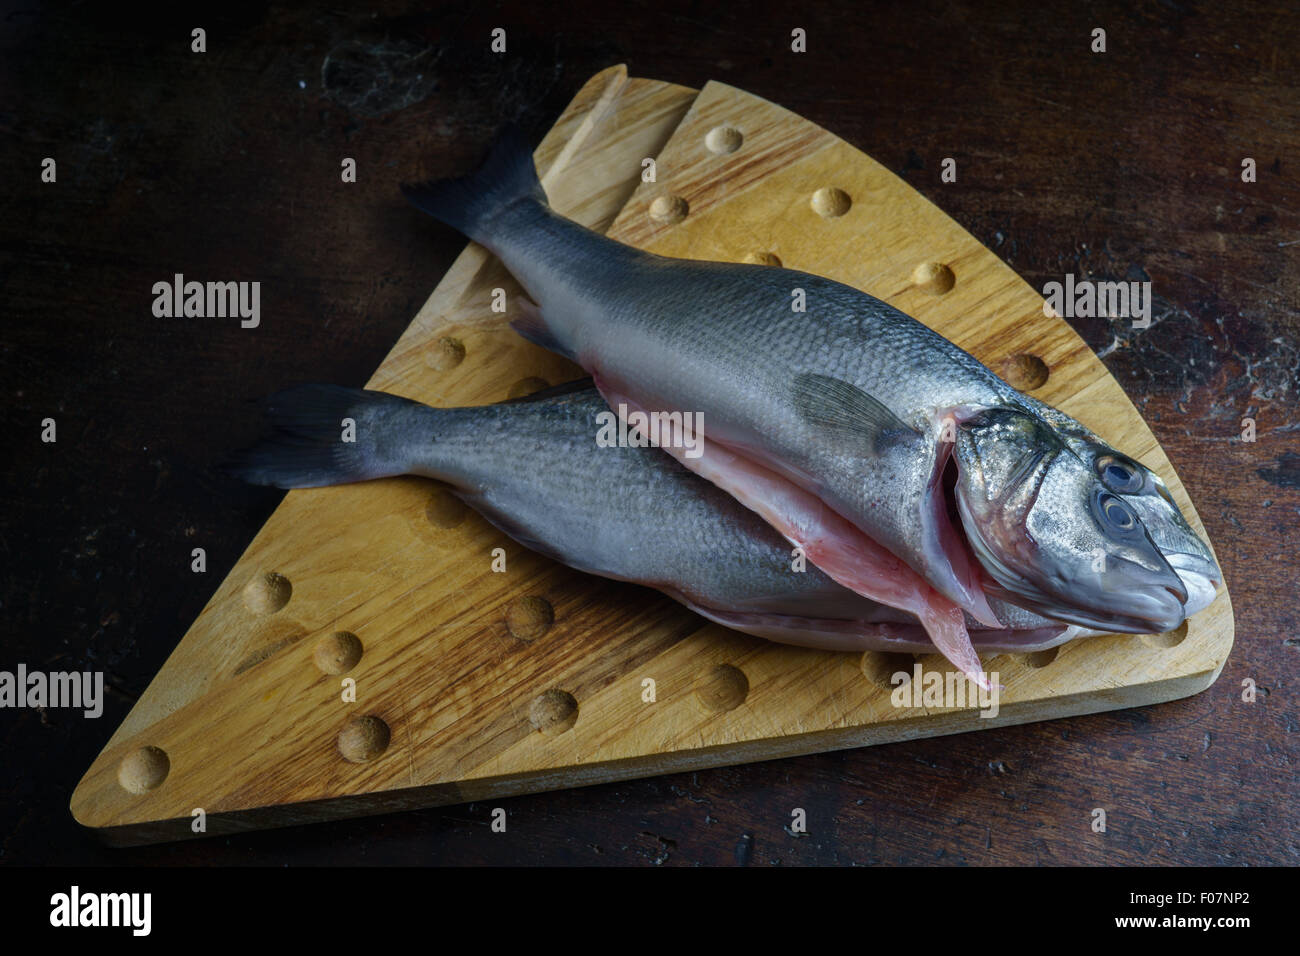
[{"left": 1, "top": 0, "right": 1296, "bottom": 865}]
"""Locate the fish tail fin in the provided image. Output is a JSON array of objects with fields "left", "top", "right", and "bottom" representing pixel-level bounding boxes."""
[
  {"left": 401, "top": 124, "right": 547, "bottom": 244},
  {"left": 223, "top": 385, "right": 435, "bottom": 489}
]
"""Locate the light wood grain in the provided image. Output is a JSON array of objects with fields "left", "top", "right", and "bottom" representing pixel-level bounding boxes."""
[{"left": 71, "top": 66, "right": 1233, "bottom": 845}]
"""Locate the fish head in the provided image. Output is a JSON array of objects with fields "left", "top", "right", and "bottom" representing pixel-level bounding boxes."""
[
  {"left": 951, "top": 407, "right": 1192, "bottom": 632},
  {"left": 1061, "top": 440, "right": 1222, "bottom": 616}
]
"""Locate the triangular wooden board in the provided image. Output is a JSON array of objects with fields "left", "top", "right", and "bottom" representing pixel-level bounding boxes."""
[{"left": 73, "top": 66, "right": 1233, "bottom": 845}]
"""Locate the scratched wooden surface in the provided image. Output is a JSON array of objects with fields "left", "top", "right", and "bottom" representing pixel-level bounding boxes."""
[{"left": 1, "top": 1, "right": 1295, "bottom": 864}]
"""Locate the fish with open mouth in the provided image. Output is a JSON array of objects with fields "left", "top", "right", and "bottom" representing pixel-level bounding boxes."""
[
  {"left": 227, "top": 382, "right": 1091, "bottom": 655},
  {"left": 399, "top": 126, "right": 1222, "bottom": 685}
]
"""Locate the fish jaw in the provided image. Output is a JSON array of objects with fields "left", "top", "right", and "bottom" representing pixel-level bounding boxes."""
[
  {"left": 1123, "top": 480, "right": 1222, "bottom": 617},
  {"left": 1164, "top": 551, "right": 1221, "bottom": 616},
  {"left": 681, "top": 597, "right": 1074, "bottom": 656},
  {"left": 593, "top": 377, "right": 993, "bottom": 690}
]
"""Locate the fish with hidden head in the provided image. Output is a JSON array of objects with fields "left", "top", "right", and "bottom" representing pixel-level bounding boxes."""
[
  {"left": 227, "top": 381, "right": 1091, "bottom": 655},
  {"left": 397, "top": 125, "right": 1221, "bottom": 686}
]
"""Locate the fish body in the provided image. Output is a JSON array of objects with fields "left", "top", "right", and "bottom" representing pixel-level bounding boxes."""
[
  {"left": 228, "top": 383, "right": 1082, "bottom": 654},
  {"left": 400, "top": 127, "right": 1221, "bottom": 682}
]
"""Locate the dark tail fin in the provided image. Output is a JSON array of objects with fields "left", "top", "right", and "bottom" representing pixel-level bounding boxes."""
[
  {"left": 400, "top": 124, "right": 547, "bottom": 244},
  {"left": 224, "top": 385, "right": 432, "bottom": 489}
]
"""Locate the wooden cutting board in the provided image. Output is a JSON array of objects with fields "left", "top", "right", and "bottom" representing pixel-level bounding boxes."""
[{"left": 71, "top": 65, "right": 1234, "bottom": 845}]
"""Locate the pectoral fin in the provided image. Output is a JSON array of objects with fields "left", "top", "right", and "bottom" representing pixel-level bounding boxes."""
[
  {"left": 509, "top": 297, "right": 575, "bottom": 361},
  {"left": 791, "top": 372, "right": 919, "bottom": 452}
]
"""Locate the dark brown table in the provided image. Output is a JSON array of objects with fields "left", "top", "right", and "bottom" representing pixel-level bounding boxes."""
[{"left": 2, "top": 0, "right": 1295, "bottom": 865}]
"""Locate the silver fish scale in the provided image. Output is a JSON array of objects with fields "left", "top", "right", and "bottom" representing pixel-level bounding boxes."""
[{"left": 408, "top": 388, "right": 880, "bottom": 618}]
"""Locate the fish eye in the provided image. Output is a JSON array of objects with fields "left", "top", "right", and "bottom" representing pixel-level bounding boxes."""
[
  {"left": 1098, "top": 492, "right": 1136, "bottom": 531},
  {"left": 1097, "top": 454, "right": 1144, "bottom": 494}
]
